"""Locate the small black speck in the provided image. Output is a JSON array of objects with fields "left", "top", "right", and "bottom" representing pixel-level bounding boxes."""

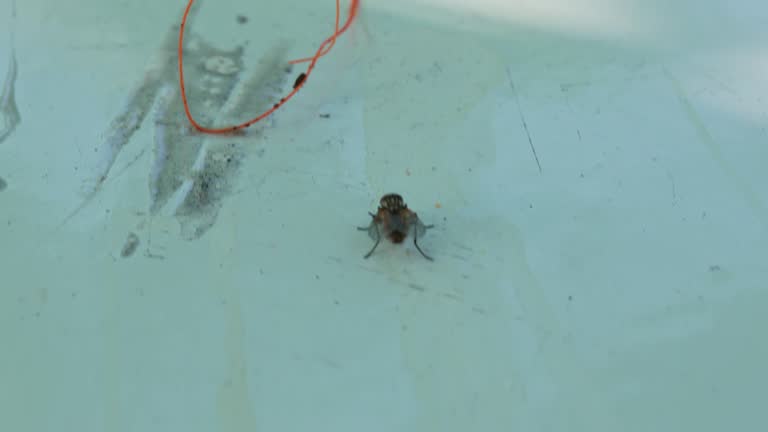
[
  {"left": 529, "top": 204, "right": 533, "bottom": 209},
  {"left": 709, "top": 265, "right": 721, "bottom": 272},
  {"left": 568, "top": 295, "right": 573, "bottom": 301},
  {"left": 319, "top": 113, "right": 331, "bottom": 118},
  {"left": 236, "top": 14, "right": 248, "bottom": 24}
]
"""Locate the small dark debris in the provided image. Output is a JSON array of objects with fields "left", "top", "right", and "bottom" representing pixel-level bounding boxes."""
[
  {"left": 319, "top": 113, "right": 331, "bottom": 118},
  {"left": 121, "top": 232, "right": 140, "bottom": 258},
  {"left": 236, "top": 14, "right": 248, "bottom": 24},
  {"left": 0, "top": 176, "right": 7, "bottom": 191},
  {"left": 529, "top": 204, "right": 533, "bottom": 209},
  {"left": 709, "top": 265, "right": 721, "bottom": 272},
  {"left": 293, "top": 72, "right": 307, "bottom": 89},
  {"left": 568, "top": 295, "right": 573, "bottom": 301}
]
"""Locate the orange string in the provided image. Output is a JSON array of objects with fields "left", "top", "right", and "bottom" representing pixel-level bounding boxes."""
[{"left": 178, "top": 0, "right": 360, "bottom": 134}]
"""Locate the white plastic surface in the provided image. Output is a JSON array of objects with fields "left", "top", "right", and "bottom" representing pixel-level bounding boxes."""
[{"left": 1, "top": 0, "right": 766, "bottom": 431}]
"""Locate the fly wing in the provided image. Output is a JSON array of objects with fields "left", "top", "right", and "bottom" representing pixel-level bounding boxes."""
[
  {"left": 413, "top": 217, "right": 431, "bottom": 238},
  {"left": 366, "top": 221, "right": 379, "bottom": 241}
]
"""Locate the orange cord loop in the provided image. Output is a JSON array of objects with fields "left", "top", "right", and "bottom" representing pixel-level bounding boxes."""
[{"left": 178, "top": 0, "right": 360, "bottom": 134}]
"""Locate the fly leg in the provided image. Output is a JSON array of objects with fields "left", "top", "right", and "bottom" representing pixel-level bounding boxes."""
[
  {"left": 413, "top": 223, "right": 434, "bottom": 261},
  {"left": 362, "top": 223, "right": 380, "bottom": 259},
  {"left": 357, "top": 213, "right": 381, "bottom": 259}
]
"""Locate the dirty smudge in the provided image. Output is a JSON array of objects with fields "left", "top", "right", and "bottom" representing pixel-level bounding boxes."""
[
  {"left": 58, "top": 27, "right": 182, "bottom": 228},
  {"left": 59, "top": 0, "right": 291, "bottom": 247},
  {"left": 172, "top": 42, "right": 291, "bottom": 240},
  {"left": 149, "top": 36, "right": 246, "bottom": 218}
]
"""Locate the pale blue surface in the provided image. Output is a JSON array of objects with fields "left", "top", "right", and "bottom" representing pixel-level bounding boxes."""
[{"left": 1, "top": 0, "right": 767, "bottom": 431}]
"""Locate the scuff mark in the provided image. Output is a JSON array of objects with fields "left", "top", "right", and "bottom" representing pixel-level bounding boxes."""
[{"left": 0, "top": 0, "right": 20, "bottom": 145}]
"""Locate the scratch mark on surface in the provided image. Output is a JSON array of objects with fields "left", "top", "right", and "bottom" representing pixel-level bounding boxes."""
[
  {"left": 0, "top": 0, "right": 20, "bottom": 145},
  {"left": 666, "top": 169, "right": 677, "bottom": 205},
  {"left": 506, "top": 67, "right": 542, "bottom": 173}
]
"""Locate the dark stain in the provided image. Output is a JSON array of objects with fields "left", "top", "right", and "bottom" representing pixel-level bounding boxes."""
[
  {"left": 407, "top": 283, "right": 426, "bottom": 292},
  {"left": 121, "top": 232, "right": 140, "bottom": 258},
  {"left": 440, "top": 292, "right": 462, "bottom": 302},
  {"left": 0, "top": 176, "right": 6, "bottom": 191}
]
